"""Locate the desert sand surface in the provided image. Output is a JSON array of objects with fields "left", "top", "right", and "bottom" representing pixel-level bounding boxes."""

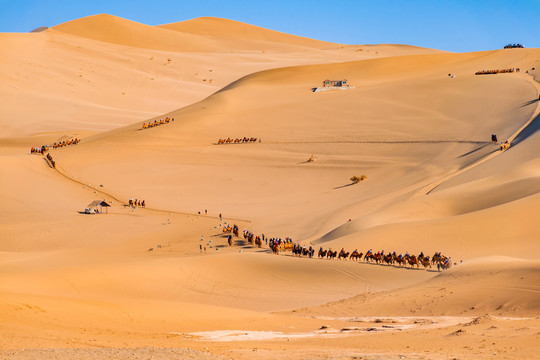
[{"left": 1, "top": 14, "right": 539, "bottom": 360}]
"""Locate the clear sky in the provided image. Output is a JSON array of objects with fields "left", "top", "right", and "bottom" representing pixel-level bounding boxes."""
[{"left": 1, "top": 0, "right": 538, "bottom": 52}]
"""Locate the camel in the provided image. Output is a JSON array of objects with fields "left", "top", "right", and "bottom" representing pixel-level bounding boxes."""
[
  {"left": 228, "top": 235, "right": 234, "bottom": 246},
  {"left": 383, "top": 254, "right": 393, "bottom": 265},
  {"left": 420, "top": 256, "right": 431, "bottom": 268},
  {"left": 437, "top": 260, "right": 452, "bottom": 271},
  {"left": 364, "top": 253, "right": 375, "bottom": 262},
  {"left": 406, "top": 255, "right": 419, "bottom": 268},
  {"left": 349, "top": 251, "right": 363, "bottom": 261},
  {"left": 327, "top": 250, "right": 337, "bottom": 260},
  {"left": 393, "top": 254, "right": 406, "bottom": 266},
  {"left": 318, "top": 249, "right": 327, "bottom": 258},
  {"left": 338, "top": 251, "right": 350, "bottom": 260}
]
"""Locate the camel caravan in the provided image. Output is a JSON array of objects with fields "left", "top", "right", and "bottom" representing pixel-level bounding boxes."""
[
  {"left": 217, "top": 223, "right": 451, "bottom": 271},
  {"left": 52, "top": 138, "right": 80, "bottom": 149},
  {"left": 290, "top": 244, "right": 452, "bottom": 271},
  {"left": 46, "top": 153, "right": 56, "bottom": 168},
  {"left": 304, "top": 248, "right": 452, "bottom": 271},
  {"left": 141, "top": 117, "right": 173, "bottom": 129},
  {"left": 30, "top": 145, "right": 49, "bottom": 154},
  {"left": 217, "top": 137, "right": 258, "bottom": 144},
  {"left": 221, "top": 223, "right": 293, "bottom": 252},
  {"left": 128, "top": 198, "right": 145, "bottom": 208},
  {"left": 30, "top": 138, "right": 80, "bottom": 154},
  {"left": 475, "top": 68, "right": 518, "bottom": 75}
]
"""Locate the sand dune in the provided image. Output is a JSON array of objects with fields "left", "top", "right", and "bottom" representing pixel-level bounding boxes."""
[
  {"left": 52, "top": 14, "right": 219, "bottom": 52},
  {"left": 299, "top": 257, "right": 540, "bottom": 317},
  {"left": 51, "top": 49, "right": 539, "bottom": 242},
  {"left": 0, "top": 15, "right": 446, "bottom": 137},
  {"left": 158, "top": 16, "right": 335, "bottom": 49},
  {"left": 1, "top": 13, "right": 539, "bottom": 359}
]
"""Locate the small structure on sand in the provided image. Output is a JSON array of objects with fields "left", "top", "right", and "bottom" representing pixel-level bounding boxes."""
[
  {"left": 85, "top": 200, "right": 111, "bottom": 214},
  {"left": 313, "top": 79, "right": 354, "bottom": 92}
]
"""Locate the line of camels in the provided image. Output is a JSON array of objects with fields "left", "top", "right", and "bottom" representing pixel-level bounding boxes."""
[
  {"left": 217, "top": 137, "right": 258, "bottom": 144},
  {"left": 141, "top": 117, "right": 173, "bottom": 129},
  {"left": 295, "top": 246, "right": 452, "bottom": 271},
  {"left": 475, "top": 68, "right": 517, "bottom": 75},
  {"left": 221, "top": 224, "right": 451, "bottom": 271}
]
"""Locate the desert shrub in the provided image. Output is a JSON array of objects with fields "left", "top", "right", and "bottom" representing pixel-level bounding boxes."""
[{"left": 351, "top": 175, "right": 367, "bottom": 184}]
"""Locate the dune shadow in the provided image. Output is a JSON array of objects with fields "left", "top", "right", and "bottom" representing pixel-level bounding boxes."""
[{"left": 512, "top": 113, "right": 540, "bottom": 147}]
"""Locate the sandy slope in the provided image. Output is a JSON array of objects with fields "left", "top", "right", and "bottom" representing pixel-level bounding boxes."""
[
  {"left": 1, "top": 13, "right": 539, "bottom": 360},
  {"left": 52, "top": 49, "right": 539, "bottom": 244},
  {"left": 0, "top": 15, "right": 443, "bottom": 137}
]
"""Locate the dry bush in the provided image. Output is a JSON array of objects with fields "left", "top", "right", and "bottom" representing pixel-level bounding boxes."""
[{"left": 351, "top": 175, "right": 367, "bottom": 184}]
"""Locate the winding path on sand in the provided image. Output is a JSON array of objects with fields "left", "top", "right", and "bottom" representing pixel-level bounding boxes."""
[{"left": 50, "top": 158, "right": 252, "bottom": 223}]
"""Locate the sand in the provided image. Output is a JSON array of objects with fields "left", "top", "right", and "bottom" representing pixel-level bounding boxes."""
[{"left": 1, "top": 14, "right": 539, "bottom": 359}]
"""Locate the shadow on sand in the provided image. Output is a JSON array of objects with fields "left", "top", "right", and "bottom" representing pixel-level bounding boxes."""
[{"left": 512, "top": 113, "right": 540, "bottom": 147}]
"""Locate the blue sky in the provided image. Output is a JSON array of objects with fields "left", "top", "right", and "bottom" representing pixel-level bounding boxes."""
[{"left": 1, "top": 0, "right": 538, "bottom": 52}]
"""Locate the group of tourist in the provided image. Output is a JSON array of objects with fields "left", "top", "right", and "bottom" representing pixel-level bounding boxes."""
[
  {"left": 52, "top": 138, "right": 80, "bottom": 149},
  {"left": 217, "top": 137, "right": 258, "bottom": 144},
  {"left": 46, "top": 153, "right": 55, "bottom": 168},
  {"left": 223, "top": 224, "right": 239, "bottom": 237},
  {"left": 268, "top": 237, "right": 294, "bottom": 253},
  {"left": 500, "top": 141, "right": 510, "bottom": 151},
  {"left": 30, "top": 138, "right": 80, "bottom": 154},
  {"left": 475, "top": 68, "right": 518, "bottom": 75},
  {"left": 504, "top": 43, "right": 524, "bottom": 49},
  {"left": 129, "top": 198, "right": 145, "bottom": 208},
  {"left": 141, "top": 117, "right": 173, "bottom": 129},
  {"left": 30, "top": 145, "right": 49, "bottom": 154}
]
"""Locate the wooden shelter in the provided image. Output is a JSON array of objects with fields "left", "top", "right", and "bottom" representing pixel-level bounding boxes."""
[{"left": 86, "top": 200, "right": 111, "bottom": 214}]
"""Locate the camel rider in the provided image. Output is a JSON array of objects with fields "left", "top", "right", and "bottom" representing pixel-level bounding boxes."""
[
  {"left": 445, "top": 257, "right": 450, "bottom": 265},
  {"left": 419, "top": 251, "right": 424, "bottom": 258}
]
